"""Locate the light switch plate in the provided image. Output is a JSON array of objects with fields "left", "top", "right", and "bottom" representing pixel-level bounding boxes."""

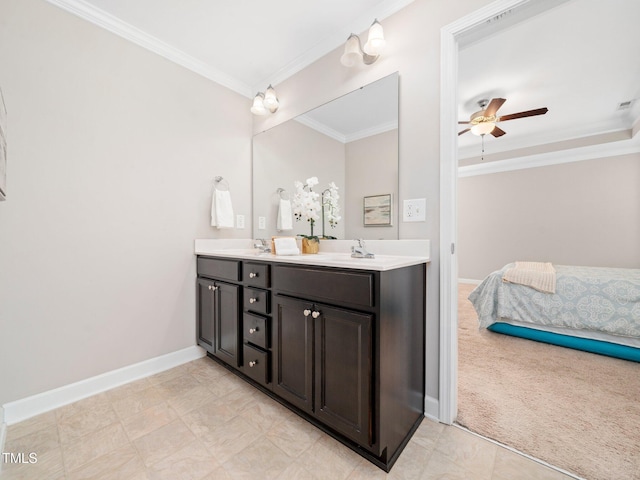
[
  {"left": 258, "top": 216, "right": 266, "bottom": 230},
  {"left": 403, "top": 198, "right": 426, "bottom": 222},
  {"left": 236, "top": 214, "right": 245, "bottom": 229}
]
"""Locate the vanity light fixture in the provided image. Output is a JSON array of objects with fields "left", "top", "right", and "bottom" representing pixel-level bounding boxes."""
[
  {"left": 251, "top": 85, "right": 279, "bottom": 115},
  {"left": 340, "top": 19, "right": 385, "bottom": 67}
]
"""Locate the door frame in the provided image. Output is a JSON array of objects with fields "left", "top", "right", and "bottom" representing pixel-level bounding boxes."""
[{"left": 438, "top": 0, "right": 561, "bottom": 423}]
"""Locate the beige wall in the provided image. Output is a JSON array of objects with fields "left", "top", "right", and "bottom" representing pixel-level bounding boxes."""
[
  {"left": 252, "top": 119, "right": 346, "bottom": 239},
  {"left": 0, "top": 0, "right": 252, "bottom": 405},
  {"left": 458, "top": 153, "right": 640, "bottom": 280},
  {"left": 253, "top": 0, "right": 493, "bottom": 403},
  {"left": 0, "top": 0, "right": 497, "bottom": 410},
  {"left": 345, "top": 129, "right": 399, "bottom": 240}
]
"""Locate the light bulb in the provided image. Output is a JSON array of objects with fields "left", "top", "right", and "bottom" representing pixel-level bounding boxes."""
[
  {"left": 471, "top": 122, "right": 495, "bottom": 136},
  {"left": 250, "top": 92, "right": 267, "bottom": 116},
  {"left": 340, "top": 34, "right": 363, "bottom": 67},
  {"left": 363, "top": 20, "right": 385, "bottom": 56},
  {"left": 263, "top": 85, "right": 279, "bottom": 113}
]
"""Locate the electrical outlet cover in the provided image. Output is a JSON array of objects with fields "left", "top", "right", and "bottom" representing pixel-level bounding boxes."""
[{"left": 403, "top": 198, "right": 426, "bottom": 222}]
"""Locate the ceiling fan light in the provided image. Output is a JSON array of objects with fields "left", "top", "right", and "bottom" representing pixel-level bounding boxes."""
[
  {"left": 263, "top": 85, "right": 279, "bottom": 113},
  {"left": 250, "top": 92, "right": 267, "bottom": 115},
  {"left": 471, "top": 122, "right": 495, "bottom": 136},
  {"left": 363, "top": 19, "right": 385, "bottom": 56},
  {"left": 341, "top": 34, "right": 363, "bottom": 67}
]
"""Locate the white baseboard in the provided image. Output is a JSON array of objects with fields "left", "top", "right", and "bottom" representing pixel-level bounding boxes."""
[
  {"left": 2, "top": 345, "right": 206, "bottom": 426},
  {"left": 458, "top": 278, "right": 482, "bottom": 285},
  {"left": 424, "top": 395, "right": 440, "bottom": 422}
]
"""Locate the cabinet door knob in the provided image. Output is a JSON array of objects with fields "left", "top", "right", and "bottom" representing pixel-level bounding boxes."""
[
  {"left": 208, "top": 285, "right": 217, "bottom": 291},
  {"left": 249, "top": 272, "right": 258, "bottom": 278},
  {"left": 303, "top": 309, "right": 311, "bottom": 317},
  {"left": 249, "top": 361, "right": 257, "bottom": 367},
  {"left": 249, "top": 327, "right": 258, "bottom": 334},
  {"left": 208, "top": 285, "right": 212, "bottom": 290},
  {"left": 249, "top": 297, "right": 257, "bottom": 304},
  {"left": 312, "top": 311, "right": 320, "bottom": 319}
]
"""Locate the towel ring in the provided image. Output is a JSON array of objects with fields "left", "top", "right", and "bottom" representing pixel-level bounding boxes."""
[
  {"left": 276, "top": 188, "right": 290, "bottom": 200},
  {"left": 214, "top": 176, "right": 230, "bottom": 192}
]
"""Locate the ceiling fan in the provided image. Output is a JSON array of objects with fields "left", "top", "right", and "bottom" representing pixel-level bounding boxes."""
[{"left": 458, "top": 98, "right": 548, "bottom": 137}]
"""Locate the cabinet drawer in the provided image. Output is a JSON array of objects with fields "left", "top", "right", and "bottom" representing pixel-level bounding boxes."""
[
  {"left": 243, "top": 312, "right": 269, "bottom": 349},
  {"left": 243, "top": 262, "right": 270, "bottom": 288},
  {"left": 197, "top": 257, "right": 241, "bottom": 282},
  {"left": 243, "top": 344, "right": 269, "bottom": 385},
  {"left": 273, "top": 265, "right": 374, "bottom": 308},
  {"left": 244, "top": 288, "right": 270, "bottom": 314}
]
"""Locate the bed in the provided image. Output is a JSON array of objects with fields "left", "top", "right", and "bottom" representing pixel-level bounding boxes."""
[{"left": 468, "top": 263, "right": 640, "bottom": 362}]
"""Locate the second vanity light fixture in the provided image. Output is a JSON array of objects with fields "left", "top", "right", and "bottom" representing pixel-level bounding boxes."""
[
  {"left": 340, "top": 19, "right": 386, "bottom": 67},
  {"left": 251, "top": 84, "right": 279, "bottom": 115}
]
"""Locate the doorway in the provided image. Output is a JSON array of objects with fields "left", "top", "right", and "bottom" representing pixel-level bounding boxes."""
[{"left": 438, "top": 0, "right": 568, "bottom": 424}]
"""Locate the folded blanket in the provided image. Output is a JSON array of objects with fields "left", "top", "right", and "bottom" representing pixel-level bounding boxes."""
[{"left": 502, "top": 261, "right": 556, "bottom": 293}]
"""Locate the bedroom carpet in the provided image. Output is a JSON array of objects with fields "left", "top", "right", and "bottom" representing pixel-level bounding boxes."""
[{"left": 457, "top": 282, "right": 640, "bottom": 480}]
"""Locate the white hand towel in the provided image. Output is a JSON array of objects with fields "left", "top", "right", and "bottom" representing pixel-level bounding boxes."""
[
  {"left": 277, "top": 198, "right": 293, "bottom": 231},
  {"left": 211, "top": 189, "right": 234, "bottom": 229},
  {"left": 274, "top": 237, "right": 300, "bottom": 255}
]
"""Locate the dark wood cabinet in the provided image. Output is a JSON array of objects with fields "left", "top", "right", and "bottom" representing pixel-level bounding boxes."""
[
  {"left": 196, "top": 277, "right": 240, "bottom": 367},
  {"left": 272, "top": 296, "right": 314, "bottom": 413},
  {"left": 196, "top": 254, "right": 426, "bottom": 472},
  {"left": 271, "top": 296, "right": 372, "bottom": 444},
  {"left": 313, "top": 303, "right": 373, "bottom": 447}
]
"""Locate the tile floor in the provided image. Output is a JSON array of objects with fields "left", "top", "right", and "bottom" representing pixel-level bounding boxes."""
[{"left": 1, "top": 356, "right": 577, "bottom": 480}]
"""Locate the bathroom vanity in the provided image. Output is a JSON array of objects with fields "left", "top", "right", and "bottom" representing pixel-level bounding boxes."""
[{"left": 195, "top": 246, "right": 428, "bottom": 471}]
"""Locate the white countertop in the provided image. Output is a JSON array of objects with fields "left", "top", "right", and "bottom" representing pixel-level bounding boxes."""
[{"left": 194, "top": 239, "right": 430, "bottom": 272}]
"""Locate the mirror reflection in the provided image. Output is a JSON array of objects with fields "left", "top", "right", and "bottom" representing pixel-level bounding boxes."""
[{"left": 252, "top": 72, "right": 399, "bottom": 241}]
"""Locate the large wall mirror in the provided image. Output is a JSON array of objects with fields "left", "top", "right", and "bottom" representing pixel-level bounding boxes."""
[{"left": 252, "top": 72, "right": 399, "bottom": 241}]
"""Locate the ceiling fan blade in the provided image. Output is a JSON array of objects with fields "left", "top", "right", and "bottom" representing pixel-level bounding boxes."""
[
  {"left": 491, "top": 126, "right": 506, "bottom": 137},
  {"left": 458, "top": 128, "right": 470, "bottom": 136},
  {"left": 484, "top": 98, "right": 506, "bottom": 117},
  {"left": 498, "top": 107, "right": 548, "bottom": 122}
]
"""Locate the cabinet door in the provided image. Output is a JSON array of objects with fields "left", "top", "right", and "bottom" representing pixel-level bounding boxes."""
[
  {"left": 314, "top": 304, "right": 373, "bottom": 447},
  {"left": 212, "top": 281, "right": 241, "bottom": 367},
  {"left": 272, "top": 296, "right": 314, "bottom": 413},
  {"left": 197, "top": 278, "right": 216, "bottom": 354}
]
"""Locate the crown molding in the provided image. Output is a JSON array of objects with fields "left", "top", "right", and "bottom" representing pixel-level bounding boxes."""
[
  {"left": 345, "top": 120, "right": 398, "bottom": 143},
  {"left": 46, "top": 0, "right": 416, "bottom": 99},
  {"left": 252, "top": 0, "right": 416, "bottom": 92},
  {"left": 458, "top": 131, "right": 640, "bottom": 178},
  {"left": 295, "top": 115, "right": 398, "bottom": 144},
  {"left": 294, "top": 115, "right": 346, "bottom": 143},
  {"left": 45, "top": 0, "right": 253, "bottom": 98}
]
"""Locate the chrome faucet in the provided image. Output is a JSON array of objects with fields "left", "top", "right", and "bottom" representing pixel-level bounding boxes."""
[
  {"left": 254, "top": 238, "right": 271, "bottom": 254},
  {"left": 351, "top": 239, "right": 375, "bottom": 259}
]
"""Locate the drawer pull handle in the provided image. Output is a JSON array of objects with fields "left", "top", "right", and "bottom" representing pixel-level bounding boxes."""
[
  {"left": 303, "top": 309, "right": 311, "bottom": 317},
  {"left": 249, "top": 272, "right": 258, "bottom": 278},
  {"left": 312, "top": 311, "right": 320, "bottom": 319},
  {"left": 249, "top": 328, "right": 258, "bottom": 334},
  {"left": 249, "top": 361, "right": 257, "bottom": 367},
  {"left": 249, "top": 298, "right": 258, "bottom": 304}
]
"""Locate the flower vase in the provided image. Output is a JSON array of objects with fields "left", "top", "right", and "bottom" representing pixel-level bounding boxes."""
[{"left": 301, "top": 237, "right": 319, "bottom": 254}]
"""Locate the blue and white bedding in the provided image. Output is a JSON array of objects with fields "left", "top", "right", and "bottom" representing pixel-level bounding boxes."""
[{"left": 469, "top": 264, "right": 640, "bottom": 345}]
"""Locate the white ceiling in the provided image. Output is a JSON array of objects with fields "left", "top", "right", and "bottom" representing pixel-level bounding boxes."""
[
  {"left": 458, "top": 0, "right": 640, "bottom": 162},
  {"left": 47, "top": 0, "right": 640, "bottom": 157},
  {"left": 47, "top": 0, "right": 414, "bottom": 97}
]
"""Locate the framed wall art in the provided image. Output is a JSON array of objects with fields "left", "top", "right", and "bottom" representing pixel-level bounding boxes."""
[{"left": 363, "top": 194, "right": 392, "bottom": 226}]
